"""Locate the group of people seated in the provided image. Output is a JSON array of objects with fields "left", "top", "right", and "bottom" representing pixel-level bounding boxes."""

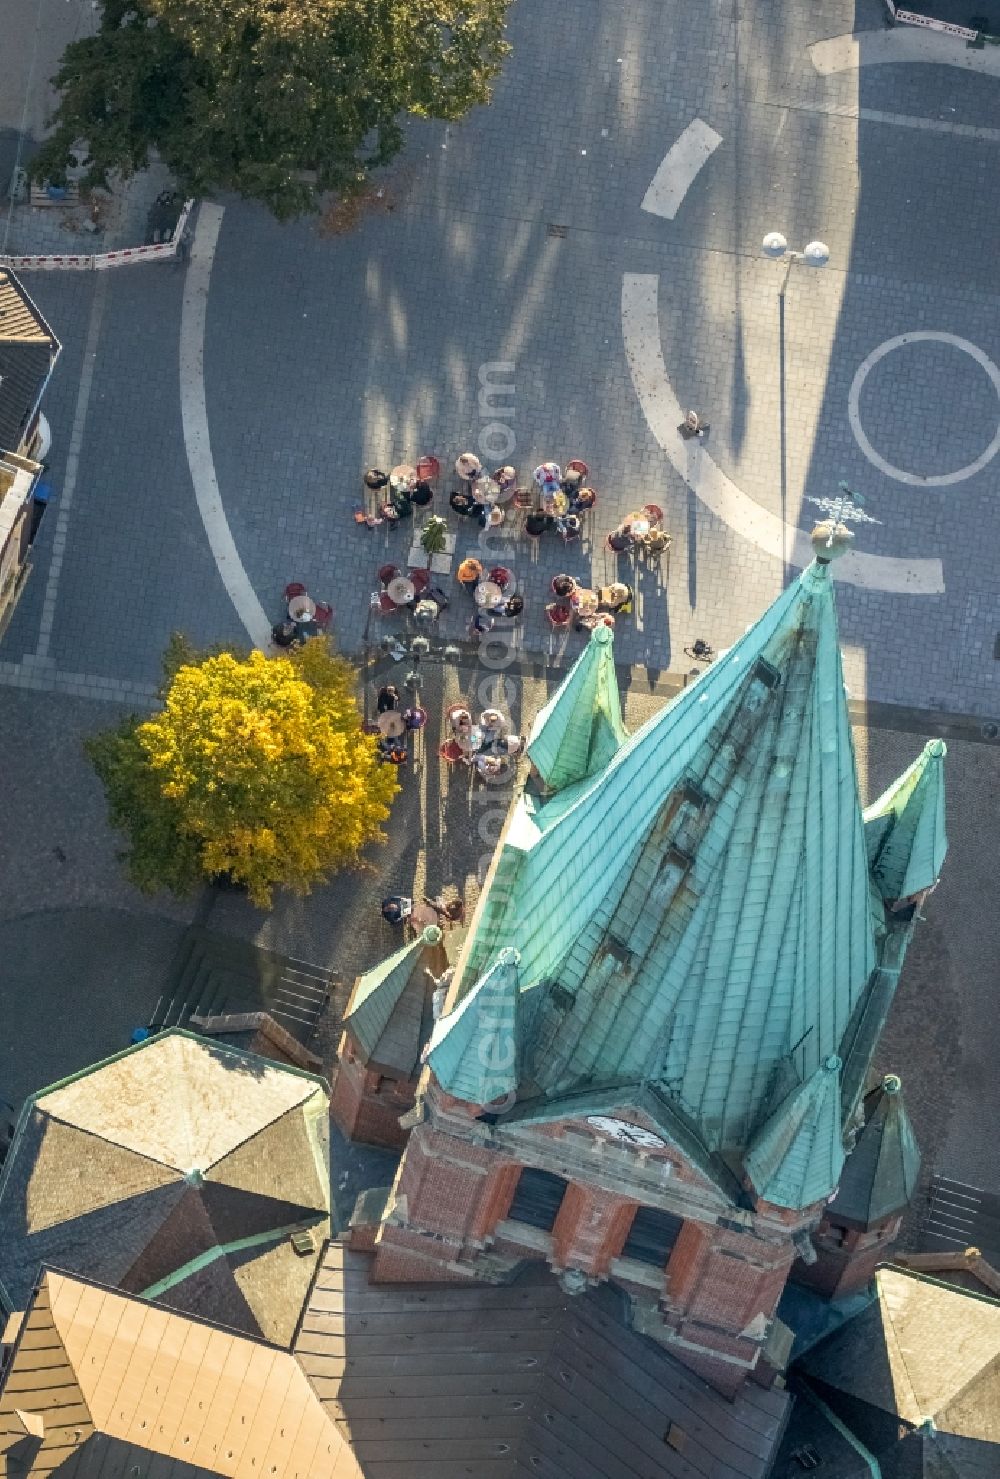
[
  {"left": 373, "top": 683, "right": 427, "bottom": 765},
  {"left": 455, "top": 559, "right": 525, "bottom": 634},
  {"left": 440, "top": 703, "right": 526, "bottom": 780}
]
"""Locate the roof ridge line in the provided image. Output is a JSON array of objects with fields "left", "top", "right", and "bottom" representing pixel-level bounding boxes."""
[{"left": 137, "top": 1211, "right": 328, "bottom": 1301}]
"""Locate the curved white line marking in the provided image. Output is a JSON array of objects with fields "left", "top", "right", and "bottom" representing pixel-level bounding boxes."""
[
  {"left": 811, "top": 27, "right": 1000, "bottom": 77},
  {"left": 180, "top": 203, "right": 272, "bottom": 649},
  {"left": 849, "top": 331, "right": 1000, "bottom": 486},
  {"left": 622, "top": 273, "right": 945, "bottom": 594},
  {"left": 641, "top": 120, "right": 723, "bottom": 220}
]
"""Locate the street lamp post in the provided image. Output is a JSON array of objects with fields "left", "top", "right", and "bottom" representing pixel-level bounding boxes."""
[{"left": 762, "top": 231, "right": 830, "bottom": 296}]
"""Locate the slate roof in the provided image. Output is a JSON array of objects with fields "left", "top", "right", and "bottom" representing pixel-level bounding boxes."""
[
  {"left": 0, "top": 270, "right": 59, "bottom": 454},
  {"left": 342, "top": 927, "right": 445, "bottom": 1074},
  {"left": 827, "top": 1073, "right": 921, "bottom": 1228},
  {"left": 864, "top": 739, "right": 947, "bottom": 902},
  {"left": 797, "top": 1266, "right": 1000, "bottom": 1462},
  {"left": 0, "top": 1030, "right": 330, "bottom": 1345},
  {"left": 0, "top": 1268, "right": 362, "bottom": 1479},
  {"left": 446, "top": 558, "right": 880, "bottom": 1199},
  {"left": 293, "top": 1241, "right": 790, "bottom": 1479},
  {"left": 526, "top": 623, "right": 628, "bottom": 791}
]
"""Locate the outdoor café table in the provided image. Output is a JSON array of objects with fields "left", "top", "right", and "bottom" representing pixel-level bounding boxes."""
[
  {"left": 542, "top": 490, "right": 570, "bottom": 517},
  {"left": 571, "top": 587, "right": 599, "bottom": 616},
  {"left": 387, "top": 576, "right": 416, "bottom": 606},
  {"left": 288, "top": 593, "right": 316, "bottom": 622},
  {"left": 390, "top": 464, "right": 417, "bottom": 494},
  {"left": 626, "top": 512, "right": 651, "bottom": 538},
  {"left": 474, "top": 580, "right": 504, "bottom": 610},
  {"left": 457, "top": 726, "right": 484, "bottom": 754},
  {"left": 377, "top": 711, "right": 406, "bottom": 739},
  {"left": 472, "top": 477, "right": 501, "bottom": 505}
]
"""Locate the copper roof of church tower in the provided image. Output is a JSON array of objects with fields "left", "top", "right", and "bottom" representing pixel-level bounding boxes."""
[{"left": 433, "top": 548, "right": 946, "bottom": 1209}]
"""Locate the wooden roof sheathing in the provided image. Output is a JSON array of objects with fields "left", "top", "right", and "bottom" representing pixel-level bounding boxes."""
[{"left": 294, "top": 1242, "right": 789, "bottom": 1479}]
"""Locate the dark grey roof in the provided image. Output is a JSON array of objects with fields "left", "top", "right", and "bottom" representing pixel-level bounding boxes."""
[
  {"left": 0, "top": 270, "right": 59, "bottom": 453},
  {"left": 0, "top": 1031, "right": 331, "bottom": 1345},
  {"left": 294, "top": 1242, "right": 789, "bottom": 1478},
  {"left": 827, "top": 1074, "right": 921, "bottom": 1228}
]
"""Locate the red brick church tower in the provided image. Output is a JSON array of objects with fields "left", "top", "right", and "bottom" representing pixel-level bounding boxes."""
[{"left": 337, "top": 530, "right": 947, "bottom": 1398}]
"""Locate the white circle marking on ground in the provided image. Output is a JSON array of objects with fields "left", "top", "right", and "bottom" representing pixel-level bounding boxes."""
[{"left": 847, "top": 331, "right": 1000, "bottom": 487}]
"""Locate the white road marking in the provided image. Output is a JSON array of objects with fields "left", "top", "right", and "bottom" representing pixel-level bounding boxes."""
[
  {"left": 848, "top": 331, "right": 1000, "bottom": 486},
  {"left": 641, "top": 120, "right": 723, "bottom": 220},
  {"left": 810, "top": 27, "right": 1000, "bottom": 78},
  {"left": 621, "top": 273, "right": 945, "bottom": 595},
  {"left": 33, "top": 272, "right": 109, "bottom": 662},
  {"left": 765, "top": 97, "right": 1000, "bottom": 145},
  {"left": 179, "top": 203, "right": 271, "bottom": 650}
]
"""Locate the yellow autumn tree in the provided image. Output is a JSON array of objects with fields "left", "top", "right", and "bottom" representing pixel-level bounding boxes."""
[{"left": 87, "top": 638, "right": 398, "bottom": 906}]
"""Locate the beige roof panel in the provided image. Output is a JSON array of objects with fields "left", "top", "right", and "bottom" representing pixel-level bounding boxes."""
[
  {"left": 40, "top": 1033, "right": 318, "bottom": 1172},
  {"left": 0, "top": 1270, "right": 364, "bottom": 1479},
  {"left": 25, "top": 1116, "right": 179, "bottom": 1234},
  {"left": 208, "top": 1099, "right": 328, "bottom": 1211}
]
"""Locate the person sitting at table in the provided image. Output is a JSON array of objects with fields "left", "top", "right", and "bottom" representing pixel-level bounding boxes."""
[
  {"left": 413, "top": 598, "right": 438, "bottom": 625},
  {"left": 643, "top": 528, "right": 671, "bottom": 555},
  {"left": 384, "top": 743, "right": 408, "bottom": 766},
  {"left": 271, "top": 619, "right": 300, "bottom": 649},
  {"left": 598, "top": 582, "right": 633, "bottom": 614},
  {"left": 450, "top": 707, "right": 473, "bottom": 734},
  {"left": 381, "top": 895, "right": 413, "bottom": 925},
  {"left": 457, "top": 557, "right": 483, "bottom": 591},
  {"left": 411, "top": 479, "right": 433, "bottom": 506},
  {"left": 572, "top": 486, "right": 597, "bottom": 512},
  {"left": 470, "top": 610, "right": 495, "bottom": 635},
  {"left": 474, "top": 752, "right": 507, "bottom": 780},
  {"left": 480, "top": 708, "right": 508, "bottom": 743},
  {"left": 494, "top": 465, "right": 517, "bottom": 489},
  {"left": 364, "top": 468, "right": 389, "bottom": 489},
  {"left": 426, "top": 584, "right": 450, "bottom": 611},
  {"left": 551, "top": 573, "right": 576, "bottom": 599},
  {"left": 504, "top": 594, "right": 524, "bottom": 619},
  {"left": 450, "top": 489, "right": 475, "bottom": 515},
  {"left": 607, "top": 527, "right": 632, "bottom": 552},
  {"left": 377, "top": 683, "right": 401, "bottom": 713}
]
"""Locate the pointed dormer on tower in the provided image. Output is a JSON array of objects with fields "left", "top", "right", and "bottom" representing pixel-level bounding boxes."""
[
  {"left": 427, "top": 948, "right": 521, "bottom": 1106},
  {"left": 527, "top": 623, "right": 628, "bottom": 792},
  {"left": 865, "top": 739, "right": 946, "bottom": 906}
]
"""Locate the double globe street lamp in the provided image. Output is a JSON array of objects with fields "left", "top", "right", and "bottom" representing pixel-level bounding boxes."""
[{"left": 762, "top": 232, "right": 830, "bottom": 295}]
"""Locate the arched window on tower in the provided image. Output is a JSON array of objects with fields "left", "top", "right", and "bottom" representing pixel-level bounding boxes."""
[
  {"left": 507, "top": 1168, "right": 568, "bottom": 1231},
  {"left": 621, "top": 1205, "right": 684, "bottom": 1267}
]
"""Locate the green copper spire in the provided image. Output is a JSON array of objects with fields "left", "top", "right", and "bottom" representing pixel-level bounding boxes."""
[
  {"left": 427, "top": 948, "right": 521, "bottom": 1106},
  {"left": 864, "top": 739, "right": 947, "bottom": 902},
  {"left": 745, "top": 1056, "right": 845, "bottom": 1210},
  {"left": 343, "top": 933, "right": 428, "bottom": 1059},
  {"left": 451, "top": 555, "right": 877, "bottom": 1192},
  {"left": 527, "top": 624, "right": 628, "bottom": 792},
  {"left": 827, "top": 1073, "right": 920, "bottom": 1228}
]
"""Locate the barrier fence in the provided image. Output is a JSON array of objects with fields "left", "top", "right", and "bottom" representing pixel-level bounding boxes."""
[
  {"left": 883, "top": 0, "right": 991, "bottom": 39},
  {"left": 0, "top": 198, "right": 196, "bottom": 273}
]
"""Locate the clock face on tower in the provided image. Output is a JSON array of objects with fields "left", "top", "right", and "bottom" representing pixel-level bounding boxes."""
[{"left": 585, "top": 1116, "right": 668, "bottom": 1150}]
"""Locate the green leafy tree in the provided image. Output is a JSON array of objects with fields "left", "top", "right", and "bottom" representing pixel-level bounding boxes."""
[
  {"left": 32, "top": 0, "right": 511, "bottom": 217},
  {"left": 87, "top": 636, "right": 398, "bottom": 906}
]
